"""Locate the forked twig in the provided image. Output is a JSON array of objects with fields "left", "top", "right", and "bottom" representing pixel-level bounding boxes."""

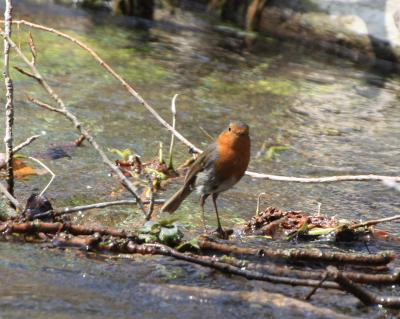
[
  {"left": 27, "top": 156, "right": 55, "bottom": 196},
  {"left": 0, "top": 30, "right": 147, "bottom": 215},
  {"left": 13, "top": 134, "right": 41, "bottom": 153}
]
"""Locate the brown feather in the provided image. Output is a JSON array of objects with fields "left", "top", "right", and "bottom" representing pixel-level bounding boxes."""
[{"left": 160, "top": 144, "right": 216, "bottom": 213}]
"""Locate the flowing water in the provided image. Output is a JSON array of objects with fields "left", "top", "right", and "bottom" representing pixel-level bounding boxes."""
[{"left": 0, "top": 1, "right": 399, "bottom": 318}]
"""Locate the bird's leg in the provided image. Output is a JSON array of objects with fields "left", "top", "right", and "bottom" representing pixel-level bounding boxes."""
[
  {"left": 200, "top": 194, "right": 208, "bottom": 231},
  {"left": 211, "top": 193, "right": 224, "bottom": 236}
]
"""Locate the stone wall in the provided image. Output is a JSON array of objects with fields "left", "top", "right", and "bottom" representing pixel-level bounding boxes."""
[{"left": 257, "top": 0, "right": 400, "bottom": 66}]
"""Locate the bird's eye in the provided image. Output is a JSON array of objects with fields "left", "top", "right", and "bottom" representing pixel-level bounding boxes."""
[{"left": 228, "top": 127, "right": 231, "bottom": 132}]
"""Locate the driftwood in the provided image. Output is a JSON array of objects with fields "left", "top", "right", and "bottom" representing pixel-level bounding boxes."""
[
  {"left": 197, "top": 239, "right": 394, "bottom": 266},
  {"left": 1, "top": 219, "right": 400, "bottom": 308},
  {"left": 327, "top": 267, "right": 400, "bottom": 308},
  {"left": 219, "top": 255, "right": 400, "bottom": 285}
]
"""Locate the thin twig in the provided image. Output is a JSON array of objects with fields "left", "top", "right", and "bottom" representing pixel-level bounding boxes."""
[
  {"left": 0, "top": 181, "right": 21, "bottom": 209},
  {"left": 348, "top": 215, "right": 400, "bottom": 230},
  {"left": 13, "top": 134, "right": 41, "bottom": 153},
  {"left": 199, "top": 126, "right": 214, "bottom": 141},
  {"left": 245, "top": 172, "right": 400, "bottom": 183},
  {"left": 27, "top": 31, "right": 36, "bottom": 65},
  {"left": 168, "top": 94, "right": 178, "bottom": 170},
  {"left": 382, "top": 178, "right": 400, "bottom": 192},
  {"left": 13, "top": 66, "right": 40, "bottom": 81},
  {"left": 305, "top": 272, "right": 328, "bottom": 300},
  {"left": 145, "top": 190, "right": 156, "bottom": 221},
  {"left": 56, "top": 199, "right": 164, "bottom": 215},
  {"left": 256, "top": 192, "right": 267, "bottom": 214},
  {"left": 327, "top": 266, "right": 400, "bottom": 308},
  {"left": 24, "top": 96, "right": 147, "bottom": 214},
  {"left": 5, "top": 20, "right": 200, "bottom": 153},
  {"left": 6, "top": 20, "right": 400, "bottom": 184},
  {"left": 27, "top": 156, "right": 55, "bottom": 196},
  {"left": 31, "top": 198, "right": 165, "bottom": 220},
  {"left": 3, "top": 0, "right": 15, "bottom": 197}
]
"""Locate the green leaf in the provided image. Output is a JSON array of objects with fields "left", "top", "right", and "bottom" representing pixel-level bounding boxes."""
[
  {"left": 158, "top": 216, "right": 180, "bottom": 227},
  {"left": 307, "top": 227, "right": 337, "bottom": 236},
  {"left": 176, "top": 238, "right": 200, "bottom": 251},
  {"left": 144, "top": 167, "right": 167, "bottom": 180},
  {"left": 266, "top": 145, "right": 290, "bottom": 160},
  {"left": 138, "top": 233, "right": 158, "bottom": 243},
  {"left": 109, "top": 148, "right": 133, "bottom": 161}
]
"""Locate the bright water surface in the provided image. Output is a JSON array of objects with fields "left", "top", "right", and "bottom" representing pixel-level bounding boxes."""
[{"left": 0, "top": 1, "right": 399, "bottom": 318}]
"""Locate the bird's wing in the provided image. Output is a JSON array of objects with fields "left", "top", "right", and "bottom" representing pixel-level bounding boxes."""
[{"left": 181, "top": 144, "right": 216, "bottom": 189}]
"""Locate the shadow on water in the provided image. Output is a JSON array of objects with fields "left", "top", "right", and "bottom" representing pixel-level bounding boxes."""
[{"left": 0, "top": 1, "right": 400, "bottom": 318}]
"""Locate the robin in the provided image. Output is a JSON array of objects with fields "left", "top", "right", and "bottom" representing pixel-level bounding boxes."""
[{"left": 161, "top": 121, "right": 251, "bottom": 238}]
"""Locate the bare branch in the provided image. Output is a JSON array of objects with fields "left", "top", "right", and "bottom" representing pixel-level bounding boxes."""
[
  {"left": 13, "top": 134, "right": 41, "bottom": 153},
  {"left": 13, "top": 66, "right": 41, "bottom": 81},
  {"left": 245, "top": 172, "right": 400, "bottom": 183},
  {"left": 348, "top": 214, "right": 400, "bottom": 230},
  {"left": 0, "top": 181, "right": 21, "bottom": 209},
  {"left": 7, "top": 20, "right": 200, "bottom": 153},
  {"left": 56, "top": 199, "right": 164, "bottom": 215},
  {"left": 28, "top": 31, "right": 36, "bottom": 64},
  {"left": 3, "top": 0, "right": 15, "bottom": 197},
  {"left": 24, "top": 96, "right": 147, "bottom": 215},
  {"left": 0, "top": 31, "right": 148, "bottom": 215}
]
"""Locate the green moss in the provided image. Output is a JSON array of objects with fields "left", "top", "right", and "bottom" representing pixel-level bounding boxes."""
[{"left": 248, "top": 79, "right": 297, "bottom": 95}]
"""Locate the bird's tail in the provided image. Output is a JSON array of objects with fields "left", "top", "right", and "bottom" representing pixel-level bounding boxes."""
[{"left": 161, "top": 185, "right": 192, "bottom": 213}]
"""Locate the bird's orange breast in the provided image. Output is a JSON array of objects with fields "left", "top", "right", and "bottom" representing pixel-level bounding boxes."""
[{"left": 214, "top": 131, "right": 251, "bottom": 183}]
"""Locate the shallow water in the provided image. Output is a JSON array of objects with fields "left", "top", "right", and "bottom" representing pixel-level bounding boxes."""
[{"left": 0, "top": 1, "right": 399, "bottom": 318}]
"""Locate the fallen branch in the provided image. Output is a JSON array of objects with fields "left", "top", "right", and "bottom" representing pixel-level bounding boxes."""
[
  {"left": 13, "top": 134, "right": 41, "bottom": 153},
  {"left": 52, "top": 235, "right": 340, "bottom": 289},
  {"left": 220, "top": 256, "right": 400, "bottom": 285},
  {"left": 327, "top": 266, "right": 400, "bottom": 308},
  {"left": 197, "top": 239, "right": 394, "bottom": 266},
  {"left": 0, "top": 221, "right": 135, "bottom": 238},
  {"left": 5, "top": 20, "right": 400, "bottom": 185},
  {"left": 3, "top": 0, "right": 15, "bottom": 197},
  {"left": 1, "top": 219, "right": 398, "bottom": 308}
]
